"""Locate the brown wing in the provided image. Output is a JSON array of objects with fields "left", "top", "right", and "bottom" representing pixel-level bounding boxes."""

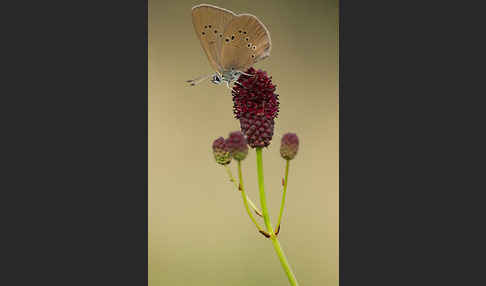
[
  {"left": 191, "top": 4, "right": 236, "bottom": 72},
  {"left": 219, "top": 14, "right": 272, "bottom": 71}
]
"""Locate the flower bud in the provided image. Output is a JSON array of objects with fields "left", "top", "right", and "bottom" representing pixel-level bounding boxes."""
[
  {"left": 225, "top": 131, "right": 249, "bottom": 161},
  {"left": 280, "top": 133, "right": 299, "bottom": 160},
  {"left": 212, "top": 137, "right": 231, "bottom": 165}
]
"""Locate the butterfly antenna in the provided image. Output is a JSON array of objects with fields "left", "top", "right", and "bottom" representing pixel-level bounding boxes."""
[{"left": 186, "top": 74, "right": 211, "bottom": 86}]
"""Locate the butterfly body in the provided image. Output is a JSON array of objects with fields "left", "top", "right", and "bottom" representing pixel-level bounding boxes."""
[
  {"left": 210, "top": 69, "right": 244, "bottom": 84},
  {"left": 188, "top": 4, "right": 271, "bottom": 87}
]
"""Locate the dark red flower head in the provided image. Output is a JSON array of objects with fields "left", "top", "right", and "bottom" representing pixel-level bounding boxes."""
[
  {"left": 280, "top": 133, "right": 299, "bottom": 160},
  {"left": 232, "top": 67, "right": 279, "bottom": 148},
  {"left": 225, "top": 131, "right": 248, "bottom": 161},
  {"left": 212, "top": 137, "right": 231, "bottom": 165}
]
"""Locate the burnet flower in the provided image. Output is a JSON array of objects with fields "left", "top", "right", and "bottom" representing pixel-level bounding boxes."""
[
  {"left": 232, "top": 67, "right": 279, "bottom": 148},
  {"left": 280, "top": 133, "right": 299, "bottom": 160},
  {"left": 212, "top": 137, "right": 231, "bottom": 165},
  {"left": 225, "top": 131, "right": 249, "bottom": 161}
]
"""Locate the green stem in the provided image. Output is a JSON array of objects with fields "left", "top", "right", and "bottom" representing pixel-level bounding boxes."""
[
  {"left": 271, "top": 236, "right": 299, "bottom": 286},
  {"left": 255, "top": 148, "right": 273, "bottom": 232},
  {"left": 276, "top": 160, "right": 290, "bottom": 233},
  {"left": 255, "top": 148, "right": 299, "bottom": 286},
  {"left": 236, "top": 161, "right": 266, "bottom": 234},
  {"left": 225, "top": 165, "right": 263, "bottom": 217}
]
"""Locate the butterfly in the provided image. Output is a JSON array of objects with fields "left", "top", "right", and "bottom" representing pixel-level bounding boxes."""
[{"left": 187, "top": 4, "right": 272, "bottom": 88}]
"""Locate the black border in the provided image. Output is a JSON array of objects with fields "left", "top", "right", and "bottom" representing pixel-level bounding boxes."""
[
  {"left": 340, "top": 1, "right": 483, "bottom": 285},
  {"left": 5, "top": 0, "right": 148, "bottom": 284}
]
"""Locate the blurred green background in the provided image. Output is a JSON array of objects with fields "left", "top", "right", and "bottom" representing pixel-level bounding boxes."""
[{"left": 149, "top": 0, "right": 338, "bottom": 285}]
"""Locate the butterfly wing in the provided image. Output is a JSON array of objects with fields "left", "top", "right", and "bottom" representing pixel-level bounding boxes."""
[
  {"left": 219, "top": 14, "right": 272, "bottom": 72},
  {"left": 191, "top": 4, "right": 236, "bottom": 72}
]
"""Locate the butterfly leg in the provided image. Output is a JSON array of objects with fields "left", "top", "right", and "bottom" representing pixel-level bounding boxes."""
[
  {"left": 225, "top": 81, "right": 233, "bottom": 90},
  {"left": 237, "top": 71, "right": 254, "bottom": 77}
]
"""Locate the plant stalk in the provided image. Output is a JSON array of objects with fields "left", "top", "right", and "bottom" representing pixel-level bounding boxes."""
[
  {"left": 225, "top": 164, "right": 263, "bottom": 217},
  {"left": 236, "top": 160, "right": 266, "bottom": 234},
  {"left": 255, "top": 147, "right": 299, "bottom": 286},
  {"left": 276, "top": 159, "right": 290, "bottom": 233}
]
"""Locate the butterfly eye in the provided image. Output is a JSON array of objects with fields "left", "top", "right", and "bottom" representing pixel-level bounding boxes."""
[
  {"left": 253, "top": 46, "right": 256, "bottom": 50},
  {"left": 212, "top": 75, "right": 221, "bottom": 83},
  {"left": 225, "top": 38, "right": 229, "bottom": 42},
  {"left": 247, "top": 43, "right": 251, "bottom": 47},
  {"left": 208, "top": 25, "right": 212, "bottom": 28},
  {"left": 245, "top": 38, "right": 249, "bottom": 41},
  {"left": 231, "top": 35, "right": 235, "bottom": 40}
]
